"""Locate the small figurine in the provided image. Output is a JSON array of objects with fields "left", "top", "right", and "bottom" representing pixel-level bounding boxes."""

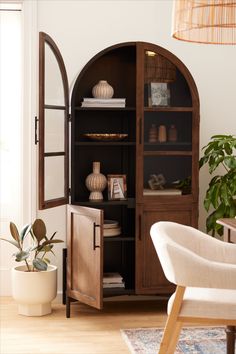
[{"left": 148, "top": 174, "right": 166, "bottom": 190}]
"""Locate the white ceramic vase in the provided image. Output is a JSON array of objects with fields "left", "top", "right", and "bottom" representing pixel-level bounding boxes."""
[
  {"left": 92, "top": 80, "right": 114, "bottom": 99},
  {"left": 12, "top": 264, "right": 57, "bottom": 316},
  {"left": 85, "top": 162, "right": 107, "bottom": 201}
]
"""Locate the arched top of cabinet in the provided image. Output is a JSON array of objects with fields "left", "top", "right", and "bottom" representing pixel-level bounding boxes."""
[{"left": 71, "top": 41, "right": 199, "bottom": 110}]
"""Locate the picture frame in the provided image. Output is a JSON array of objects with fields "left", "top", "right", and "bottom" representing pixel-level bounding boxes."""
[
  {"left": 150, "top": 82, "right": 170, "bottom": 107},
  {"left": 107, "top": 174, "right": 127, "bottom": 200}
]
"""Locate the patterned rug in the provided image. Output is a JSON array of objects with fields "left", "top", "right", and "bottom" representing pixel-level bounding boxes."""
[{"left": 121, "top": 327, "right": 235, "bottom": 353}]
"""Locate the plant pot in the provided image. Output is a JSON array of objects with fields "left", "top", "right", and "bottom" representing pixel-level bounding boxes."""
[{"left": 12, "top": 264, "right": 57, "bottom": 316}]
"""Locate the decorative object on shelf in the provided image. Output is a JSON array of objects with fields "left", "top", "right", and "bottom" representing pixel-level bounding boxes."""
[
  {"left": 199, "top": 134, "right": 236, "bottom": 236},
  {"left": 172, "top": 0, "right": 236, "bottom": 45},
  {"left": 81, "top": 97, "right": 125, "bottom": 108},
  {"left": 168, "top": 124, "right": 178, "bottom": 142},
  {"left": 85, "top": 161, "right": 107, "bottom": 201},
  {"left": 145, "top": 51, "right": 176, "bottom": 83},
  {"left": 103, "top": 219, "right": 121, "bottom": 237},
  {"left": 150, "top": 83, "right": 170, "bottom": 107},
  {"left": 92, "top": 80, "right": 114, "bottom": 99},
  {"left": 158, "top": 125, "right": 167, "bottom": 143},
  {"left": 107, "top": 174, "right": 127, "bottom": 200},
  {"left": 0, "top": 219, "right": 63, "bottom": 316},
  {"left": 148, "top": 124, "right": 158, "bottom": 143},
  {"left": 148, "top": 174, "right": 166, "bottom": 190},
  {"left": 84, "top": 133, "right": 128, "bottom": 141},
  {"left": 172, "top": 176, "right": 191, "bottom": 195}
]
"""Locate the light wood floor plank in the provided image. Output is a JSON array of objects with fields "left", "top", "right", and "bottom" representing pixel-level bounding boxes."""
[{"left": 1, "top": 296, "right": 168, "bottom": 354}]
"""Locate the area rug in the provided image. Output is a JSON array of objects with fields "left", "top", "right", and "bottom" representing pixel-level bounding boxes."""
[{"left": 121, "top": 327, "right": 235, "bottom": 354}]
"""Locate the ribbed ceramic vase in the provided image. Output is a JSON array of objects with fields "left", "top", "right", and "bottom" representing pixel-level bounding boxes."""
[
  {"left": 85, "top": 162, "right": 107, "bottom": 201},
  {"left": 92, "top": 80, "right": 114, "bottom": 99}
]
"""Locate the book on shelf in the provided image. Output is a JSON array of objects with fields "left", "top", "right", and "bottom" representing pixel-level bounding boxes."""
[
  {"left": 103, "top": 282, "right": 125, "bottom": 288},
  {"left": 103, "top": 272, "right": 123, "bottom": 284},
  {"left": 143, "top": 188, "right": 182, "bottom": 196},
  {"left": 81, "top": 97, "right": 126, "bottom": 108}
]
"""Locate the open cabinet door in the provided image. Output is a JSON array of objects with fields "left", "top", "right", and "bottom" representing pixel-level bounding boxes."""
[
  {"left": 67, "top": 205, "right": 103, "bottom": 310},
  {"left": 38, "top": 32, "right": 69, "bottom": 209}
]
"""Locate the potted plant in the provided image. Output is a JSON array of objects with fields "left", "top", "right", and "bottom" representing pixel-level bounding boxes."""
[
  {"left": 0, "top": 219, "right": 63, "bottom": 316},
  {"left": 199, "top": 134, "right": 236, "bottom": 236}
]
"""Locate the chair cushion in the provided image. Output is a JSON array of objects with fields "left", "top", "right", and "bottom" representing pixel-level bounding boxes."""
[{"left": 168, "top": 287, "right": 236, "bottom": 320}]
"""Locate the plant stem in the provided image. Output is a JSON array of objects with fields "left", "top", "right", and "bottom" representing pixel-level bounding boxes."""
[{"left": 24, "top": 259, "right": 31, "bottom": 272}]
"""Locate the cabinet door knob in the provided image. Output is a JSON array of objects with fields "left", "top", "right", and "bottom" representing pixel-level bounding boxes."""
[{"left": 93, "top": 222, "right": 100, "bottom": 250}]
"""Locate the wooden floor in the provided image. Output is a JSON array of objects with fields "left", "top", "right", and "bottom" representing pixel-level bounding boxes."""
[{"left": 1, "top": 296, "right": 168, "bottom": 354}]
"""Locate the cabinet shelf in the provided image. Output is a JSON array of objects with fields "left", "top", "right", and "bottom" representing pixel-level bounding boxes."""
[
  {"left": 103, "top": 288, "right": 135, "bottom": 297},
  {"left": 144, "top": 106, "right": 193, "bottom": 112},
  {"left": 104, "top": 236, "right": 135, "bottom": 242},
  {"left": 75, "top": 141, "right": 136, "bottom": 146},
  {"left": 144, "top": 151, "right": 192, "bottom": 156},
  {"left": 75, "top": 106, "right": 136, "bottom": 111},
  {"left": 72, "top": 198, "right": 135, "bottom": 208}
]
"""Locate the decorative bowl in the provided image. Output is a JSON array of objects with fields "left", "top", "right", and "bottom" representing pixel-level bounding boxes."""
[{"left": 84, "top": 133, "right": 128, "bottom": 141}]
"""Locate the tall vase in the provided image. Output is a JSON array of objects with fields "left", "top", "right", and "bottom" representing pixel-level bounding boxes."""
[
  {"left": 92, "top": 80, "right": 114, "bottom": 99},
  {"left": 85, "top": 162, "right": 107, "bottom": 201}
]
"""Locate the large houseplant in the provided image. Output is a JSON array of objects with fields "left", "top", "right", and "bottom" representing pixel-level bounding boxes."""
[
  {"left": 1, "top": 219, "right": 63, "bottom": 316},
  {"left": 199, "top": 135, "right": 236, "bottom": 236}
]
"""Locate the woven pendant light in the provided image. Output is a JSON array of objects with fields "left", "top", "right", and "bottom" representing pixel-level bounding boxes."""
[{"left": 172, "top": 0, "right": 236, "bottom": 44}]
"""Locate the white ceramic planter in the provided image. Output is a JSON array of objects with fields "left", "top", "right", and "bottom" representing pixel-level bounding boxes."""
[{"left": 12, "top": 265, "right": 57, "bottom": 316}]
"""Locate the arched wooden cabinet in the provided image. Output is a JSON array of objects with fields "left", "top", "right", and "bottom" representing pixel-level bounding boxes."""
[{"left": 38, "top": 32, "right": 200, "bottom": 316}]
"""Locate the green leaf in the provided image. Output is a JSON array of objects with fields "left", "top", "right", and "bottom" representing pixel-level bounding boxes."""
[
  {"left": 9, "top": 222, "right": 20, "bottom": 243},
  {"left": 32, "top": 219, "right": 46, "bottom": 243},
  {"left": 43, "top": 257, "right": 51, "bottom": 264},
  {"left": 224, "top": 156, "right": 236, "bottom": 169},
  {"left": 20, "top": 223, "right": 31, "bottom": 241},
  {"left": 33, "top": 258, "right": 48, "bottom": 271}
]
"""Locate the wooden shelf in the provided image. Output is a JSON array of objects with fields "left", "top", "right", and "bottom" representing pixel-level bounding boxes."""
[
  {"left": 144, "top": 151, "right": 192, "bottom": 156},
  {"left": 144, "top": 142, "right": 191, "bottom": 147},
  {"left": 75, "top": 106, "right": 136, "bottom": 111},
  {"left": 144, "top": 106, "right": 193, "bottom": 112},
  {"left": 72, "top": 198, "right": 135, "bottom": 208},
  {"left": 103, "top": 288, "right": 135, "bottom": 297},
  {"left": 75, "top": 141, "right": 136, "bottom": 146},
  {"left": 104, "top": 236, "right": 135, "bottom": 242}
]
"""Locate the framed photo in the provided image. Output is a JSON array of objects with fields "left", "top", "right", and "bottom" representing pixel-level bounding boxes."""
[
  {"left": 107, "top": 174, "right": 127, "bottom": 200},
  {"left": 150, "top": 82, "right": 170, "bottom": 107}
]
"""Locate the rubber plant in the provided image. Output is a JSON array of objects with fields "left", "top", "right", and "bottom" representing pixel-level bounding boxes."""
[
  {"left": 0, "top": 219, "right": 63, "bottom": 271},
  {"left": 199, "top": 135, "right": 236, "bottom": 236}
]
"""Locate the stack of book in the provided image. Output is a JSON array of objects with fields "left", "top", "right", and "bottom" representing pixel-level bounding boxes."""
[
  {"left": 81, "top": 98, "right": 126, "bottom": 108},
  {"left": 103, "top": 272, "right": 125, "bottom": 288}
]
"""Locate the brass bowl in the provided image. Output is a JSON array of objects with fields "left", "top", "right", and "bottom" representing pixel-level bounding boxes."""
[{"left": 84, "top": 133, "right": 128, "bottom": 141}]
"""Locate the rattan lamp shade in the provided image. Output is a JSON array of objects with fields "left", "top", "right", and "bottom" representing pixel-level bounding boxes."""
[{"left": 172, "top": 0, "right": 236, "bottom": 44}]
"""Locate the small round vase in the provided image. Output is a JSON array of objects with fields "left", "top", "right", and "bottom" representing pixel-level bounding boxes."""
[
  {"left": 92, "top": 80, "right": 114, "bottom": 99},
  {"left": 85, "top": 162, "right": 107, "bottom": 201}
]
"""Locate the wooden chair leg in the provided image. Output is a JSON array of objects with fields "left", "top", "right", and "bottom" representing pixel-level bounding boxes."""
[
  {"left": 167, "top": 322, "right": 182, "bottom": 354},
  {"left": 158, "top": 286, "right": 185, "bottom": 354}
]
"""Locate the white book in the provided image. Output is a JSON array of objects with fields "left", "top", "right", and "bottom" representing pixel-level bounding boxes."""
[
  {"left": 103, "top": 272, "right": 123, "bottom": 284},
  {"left": 83, "top": 98, "right": 126, "bottom": 103},
  {"left": 143, "top": 188, "right": 182, "bottom": 196},
  {"left": 81, "top": 102, "right": 126, "bottom": 108},
  {"left": 103, "top": 282, "right": 125, "bottom": 288}
]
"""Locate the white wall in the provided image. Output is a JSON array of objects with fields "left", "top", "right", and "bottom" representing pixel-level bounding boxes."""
[{"left": 1, "top": 0, "right": 236, "bottom": 295}]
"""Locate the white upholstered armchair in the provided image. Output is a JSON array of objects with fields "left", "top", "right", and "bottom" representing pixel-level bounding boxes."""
[{"left": 150, "top": 221, "right": 236, "bottom": 354}]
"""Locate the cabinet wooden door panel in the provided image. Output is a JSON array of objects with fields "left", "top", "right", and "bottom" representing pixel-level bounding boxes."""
[
  {"left": 67, "top": 205, "right": 103, "bottom": 309},
  {"left": 136, "top": 206, "right": 191, "bottom": 294}
]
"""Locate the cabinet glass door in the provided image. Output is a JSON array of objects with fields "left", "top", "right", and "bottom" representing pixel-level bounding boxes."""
[
  {"left": 39, "top": 32, "right": 69, "bottom": 209},
  {"left": 142, "top": 48, "right": 193, "bottom": 198}
]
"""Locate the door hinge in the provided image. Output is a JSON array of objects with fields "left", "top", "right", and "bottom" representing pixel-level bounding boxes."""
[
  {"left": 34, "top": 116, "right": 39, "bottom": 145},
  {"left": 68, "top": 188, "right": 71, "bottom": 196},
  {"left": 68, "top": 114, "right": 71, "bottom": 122}
]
